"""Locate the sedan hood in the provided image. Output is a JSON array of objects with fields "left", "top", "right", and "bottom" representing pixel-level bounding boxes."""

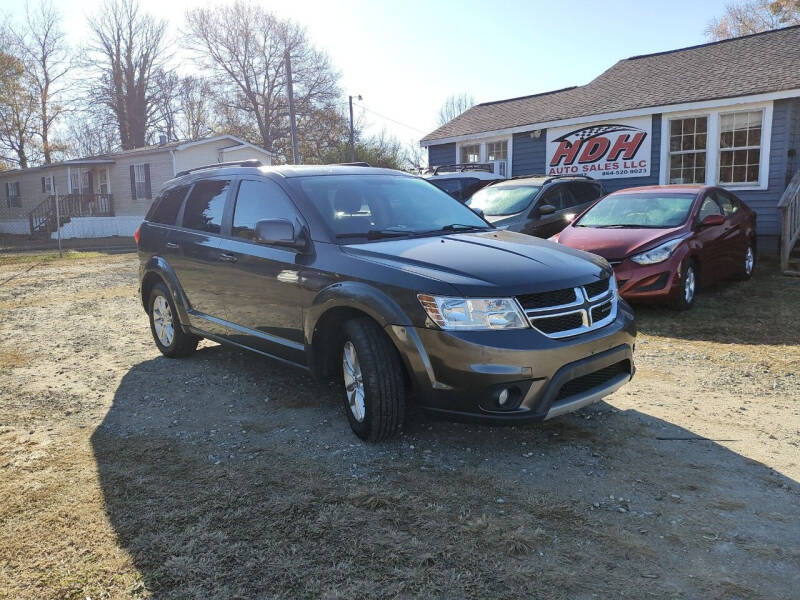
[
  {"left": 342, "top": 230, "right": 611, "bottom": 297},
  {"left": 556, "top": 225, "right": 686, "bottom": 261}
]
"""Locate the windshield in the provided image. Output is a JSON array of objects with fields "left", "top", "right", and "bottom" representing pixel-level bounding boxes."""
[
  {"left": 575, "top": 193, "right": 696, "bottom": 229},
  {"left": 296, "top": 175, "right": 489, "bottom": 240},
  {"left": 467, "top": 184, "right": 541, "bottom": 216}
]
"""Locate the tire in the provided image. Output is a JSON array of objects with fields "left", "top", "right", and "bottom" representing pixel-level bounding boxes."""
[
  {"left": 148, "top": 282, "right": 199, "bottom": 358},
  {"left": 340, "top": 317, "right": 405, "bottom": 442},
  {"left": 671, "top": 260, "right": 697, "bottom": 311},
  {"left": 736, "top": 241, "right": 755, "bottom": 280}
]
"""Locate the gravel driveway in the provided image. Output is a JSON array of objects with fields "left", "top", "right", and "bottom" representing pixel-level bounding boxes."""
[{"left": 1, "top": 252, "right": 798, "bottom": 599}]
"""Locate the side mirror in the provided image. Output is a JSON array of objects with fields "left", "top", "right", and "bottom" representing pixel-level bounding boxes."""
[
  {"left": 471, "top": 206, "right": 485, "bottom": 218},
  {"left": 254, "top": 218, "right": 305, "bottom": 250},
  {"left": 537, "top": 203, "right": 557, "bottom": 216},
  {"left": 699, "top": 214, "right": 725, "bottom": 227}
]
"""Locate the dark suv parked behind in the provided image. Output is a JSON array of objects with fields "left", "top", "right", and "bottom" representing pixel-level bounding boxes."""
[
  {"left": 467, "top": 174, "right": 604, "bottom": 238},
  {"left": 137, "top": 162, "right": 635, "bottom": 441}
]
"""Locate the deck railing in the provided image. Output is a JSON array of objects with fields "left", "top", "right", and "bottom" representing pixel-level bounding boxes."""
[
  {"left": 28, "top": 193, "right": 115, "bottom": 236},
  {"left": 779, "top": 169, "right": 800, "bottom": 275}
]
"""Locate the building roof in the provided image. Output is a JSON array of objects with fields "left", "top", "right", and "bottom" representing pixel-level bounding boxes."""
[
  {"left": 422, "top": 26, "right": 800, "bottom": 143},
  {"left": 0, "top": 135, "right": 271, "bottom": 176}
]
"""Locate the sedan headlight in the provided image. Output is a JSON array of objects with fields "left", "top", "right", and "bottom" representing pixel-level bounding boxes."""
[
  {"left": 417, "top": 294, "right": 528, "bottom": 330},
  {"left": 630, "top": 236, "right": 687, "bottom": 265}
]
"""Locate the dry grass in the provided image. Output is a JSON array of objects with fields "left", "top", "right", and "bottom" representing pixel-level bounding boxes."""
[{"left": 0, "top": 250, "right": 104, "bottom": 267}]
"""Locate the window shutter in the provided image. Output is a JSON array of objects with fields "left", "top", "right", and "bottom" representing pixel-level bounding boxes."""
[
  {"left": 88, "top": 171, "right": 94, "bottom": 193},
  {"left": 41, "top": 177, "right": 46, "bottom": 193},
  {"left": 130, "top": 165, "right": 136, "bottom": 199},
  {"left": 144, "top": 163, "right": 152, "bottom": 199}
]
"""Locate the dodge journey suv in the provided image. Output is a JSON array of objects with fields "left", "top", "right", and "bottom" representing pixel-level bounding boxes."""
[{"left": 137, "top": 162, "right": 635, "bottom": 441}]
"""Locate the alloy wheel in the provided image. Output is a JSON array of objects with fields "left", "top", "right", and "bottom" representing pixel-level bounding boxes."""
[
  {"left": 684, "top": 266, "right": 696, "bottom": 304},
  {"left": 744, "top": 246, "right": 754, "bottom": 276},
  {"left": 342, "top": 341, "right": 366, "bottom": 422},
  {"left": 153, "top": 295, "right": 175, "bottom": 347}
]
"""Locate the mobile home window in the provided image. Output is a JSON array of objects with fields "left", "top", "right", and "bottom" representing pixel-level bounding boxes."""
[
  {"left": 668, "top": 116, "right": 707, "bottom": 184},
  {"left": 461, "top": 144, "right": 480, "bottom": 163},
  {"left": 99, "top": 169, "right": 109, "bottom": 194},
  {"left": 134, "top": 163, "right": 147, "bottom": 199},
  {"left": 6, "top": 181, "right": 21, "bottom": 207},
  {"left": 718, "top": 110, "right": 762, "bottom": 185}
]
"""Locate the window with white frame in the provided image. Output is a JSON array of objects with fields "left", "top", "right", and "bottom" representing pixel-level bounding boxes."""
[
  {"left": 6, "top": 181, "right": 21, "bottom": 207},
  {"left": 461, "top": 144, "right": 480, "bottom": 163},
  {"left": 99, "top": 168, "right": 109, "bottom": 194},
  {"left": 43, "top": 175, "right": 54, "bottom": 194},
  {"left": 719, "top": 109, "right": 762, "bottom": 185},
  {"left": 668, "top": 116, "right": 707, "bottom": 184},
  {"left": 486, "top": 140, "right": 508, "bottom": 161},
  {"left": 134, "top": 163, "right": 147, "bottom": 198},
  {"left": 70, "top": 170, "right": 81, "bottom": 194}
]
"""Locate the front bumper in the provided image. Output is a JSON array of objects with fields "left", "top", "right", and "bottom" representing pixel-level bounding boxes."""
[
  {"left": 612, "top": 256, "right": 684, "bottom": 303},
  {"left": 386, "top": 301, "right": 636, "bottom": 423}
]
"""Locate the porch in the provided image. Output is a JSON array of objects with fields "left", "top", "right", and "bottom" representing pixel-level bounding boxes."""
[{"left": 28, "top": 193, "right": 115, "bottom": 237}]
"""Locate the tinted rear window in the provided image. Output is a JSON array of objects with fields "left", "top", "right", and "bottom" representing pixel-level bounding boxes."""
[
  {"left": 147, "top": 185, "right": 188, "bottom": 225},
  {"left": 182, "top": 179, "right": 230, "bottom": 233}
]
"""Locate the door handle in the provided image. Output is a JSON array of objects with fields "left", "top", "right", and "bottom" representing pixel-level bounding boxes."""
[
  {"left": 165, "top": 242, "right": 179, "bottom": 249},
  {"left": 218, "top": 252, "right": 238, "bottom": 263}
]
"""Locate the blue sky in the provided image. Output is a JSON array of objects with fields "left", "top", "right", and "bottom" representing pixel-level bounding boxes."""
[{"left": 4, "top": 0, "right": 729, "bottom": 143}]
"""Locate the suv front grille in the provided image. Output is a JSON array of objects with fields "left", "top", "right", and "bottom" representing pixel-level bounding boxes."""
[
  {"left": 516, "top": 277, "right": 617, "bottom": 339},
  {"left": 554, "top": 360, "right": 630, "bottom": 403}
]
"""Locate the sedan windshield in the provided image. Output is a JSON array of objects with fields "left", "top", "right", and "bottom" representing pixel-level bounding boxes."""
[
  {"left": 467, "top": 184, "right": 541, "bottom": 216},
  {"left": 296, "top": 175, "right": 489, "bottom": 240},
  {"left": 575, "top": 193, "right": 696, "bottom": 229}
]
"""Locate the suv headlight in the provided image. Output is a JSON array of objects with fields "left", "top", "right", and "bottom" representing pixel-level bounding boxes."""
[
  {"left": 630, "top": 236, "right": 687, "bottom": 265},
  {"left": 417, "top": 294, "right": 529, "bottom": 330}
]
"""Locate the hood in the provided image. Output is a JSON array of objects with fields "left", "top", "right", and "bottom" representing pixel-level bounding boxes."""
[
  {"left": 556, "top": 225, "right": 687, "bottom": 261},
  {"left": 341, "top": 229, "right": 611, "bottom": 297}
]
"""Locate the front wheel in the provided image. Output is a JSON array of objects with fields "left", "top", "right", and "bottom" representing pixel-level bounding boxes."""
[
  {"left": 671, "top": 261, "right": 697, "bottom": 311},
  {"left": 340, "top": 317, "right": 405, "bottom": 442},
  {"left": 736, "top": 242, "right": 755, "bottom": 280}
]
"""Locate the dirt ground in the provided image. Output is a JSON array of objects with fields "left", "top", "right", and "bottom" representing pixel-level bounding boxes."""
[{"left": 0, "top": 252, "right": 798, "bottom": 600}]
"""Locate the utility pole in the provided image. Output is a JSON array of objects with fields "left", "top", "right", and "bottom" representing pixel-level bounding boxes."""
[
  {"left": 349, "top": 94, "right": 361, "bottom": 162},
  {"left": 285, "top": 50, "right": 299, "bottom": 165}
]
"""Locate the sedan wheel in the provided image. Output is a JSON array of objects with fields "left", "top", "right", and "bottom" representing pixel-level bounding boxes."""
[
  {"left": 744, "top": 245, "right": 754, "bottom": 277},
  {"left": 683, "top": 265, "right": 696, "bottom": 305}
]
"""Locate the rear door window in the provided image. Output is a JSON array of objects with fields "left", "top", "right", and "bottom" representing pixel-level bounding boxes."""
[
  {"left": 713, "top": 190, "right": 739, "bottom": 217},
  {"left": 147, "top": 185, "right": 189, "bottom": 224},
  {"left": 182, "top": 179, "right": 230, "bottom": 234},
  {"left": 232, "top": 179, "right": 298, "bottom": 241},
  {"left": 568, "top": 182, "right": 603, "bottom": 206}
]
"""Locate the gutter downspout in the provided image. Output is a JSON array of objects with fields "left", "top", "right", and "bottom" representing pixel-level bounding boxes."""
[{"left": 170, "top": 150, "right": 176, "bottom": 177}]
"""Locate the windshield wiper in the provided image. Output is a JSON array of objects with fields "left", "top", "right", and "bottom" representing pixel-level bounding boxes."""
[
  {"left": 433, "top": 223, "right": 492, "bottom": 233},
  {"left": 335, "top": 229, "right": 413, "bottom": 240}
]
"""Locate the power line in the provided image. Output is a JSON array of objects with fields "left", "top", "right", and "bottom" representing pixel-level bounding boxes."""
[{"left": 350, "top": 102, "right": 428, "bottom": 135}]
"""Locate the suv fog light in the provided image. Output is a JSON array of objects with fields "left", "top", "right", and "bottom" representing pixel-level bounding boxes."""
[{"left": 498, "top": 388, "right": 510, "bottom": 406}]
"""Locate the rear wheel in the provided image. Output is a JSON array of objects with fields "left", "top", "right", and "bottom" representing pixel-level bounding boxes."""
[
  {"left": 148, "top": 282, "right": 199, "bottom": 358},
  {"left": 671, "top": 260, "right": 697, "bottom": 311},
  {"left": 340, "top": 317, "right": 405, "bottom": 442}
]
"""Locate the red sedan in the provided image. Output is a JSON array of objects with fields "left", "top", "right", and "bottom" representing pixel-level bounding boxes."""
[{"left": 551, "top": 185, "right": 757, "bottom": 309}]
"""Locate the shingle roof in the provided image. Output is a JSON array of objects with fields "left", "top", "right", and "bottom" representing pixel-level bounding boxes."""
[{"left": 422, "top": 26, "right": 800, "bottom": 143}]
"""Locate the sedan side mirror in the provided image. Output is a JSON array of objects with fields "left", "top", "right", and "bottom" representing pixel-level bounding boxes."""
[
  {"left": 254, "top": 218, "right": 305, "bottom": 250},
  {"left": 699, "top": 214, "right": 725, "bottom": 227},
  {"left": 537, "top": 203, "right": 557, "bottom": 216}
]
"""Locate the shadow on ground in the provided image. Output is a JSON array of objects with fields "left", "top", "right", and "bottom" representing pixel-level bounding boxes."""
[
  {"left": 91, "top": 346, "right": 799, "bottom": 599},
  {"left": 630, "top": 259, "right": 800, "bottom": 346}
]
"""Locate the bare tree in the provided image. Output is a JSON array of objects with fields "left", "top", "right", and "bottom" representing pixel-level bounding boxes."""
[
  {"left": 12, "top": 0, "right": 71, "bottom": 164},
  {"left": 184, "top": 1, "right": 341, "bottom": 161},
  {"left": 437, "top": 92, "right": 475, "bottom": 126},
  {"left": 705, "top": 0, "right": 800, "bottom": 40},
  {"left": 64, "top": 107, "right": 119, "bottom": 158},
  {"left": 177, "top": 75, "right": 215, "bottom": 140},
  {"left": 0, "top": 25, "right": 40, "bottom": 169},
  {"left": 150, "top": 67, "right": 180, "bottom": 141},
  {"left": 87, "top": 0, "right": 168, "bottom": 149}
]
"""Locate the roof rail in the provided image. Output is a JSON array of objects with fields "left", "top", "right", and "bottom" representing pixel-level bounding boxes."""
[
  {"left": 503, "top": 173, "right": 595, "bottom": 183},
  {"left": 175, "top": 159, "right": 263, "bottom": 177},
  {"left": 427, "top": 163, "right": 494, "bottom": 175},
  {"left": 333, "top": 161, "right": 372, "bottom": 167}
]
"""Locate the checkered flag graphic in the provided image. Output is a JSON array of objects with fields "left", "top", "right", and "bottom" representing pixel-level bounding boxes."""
[{"left": 553, "top": 124, "right": 642, "bottom": 143}]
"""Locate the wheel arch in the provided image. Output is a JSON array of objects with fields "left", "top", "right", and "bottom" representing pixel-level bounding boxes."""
[{"left": 140, "top": 256, "right": 192, "bottom": 330}]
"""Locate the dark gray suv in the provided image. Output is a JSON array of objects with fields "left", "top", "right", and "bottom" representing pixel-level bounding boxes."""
[
  {"left": 467, "top": 174, "right": 604, "bottom": 238},
  {"left": 137, "top": 162, "right": 635, "bottom": 441}
]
